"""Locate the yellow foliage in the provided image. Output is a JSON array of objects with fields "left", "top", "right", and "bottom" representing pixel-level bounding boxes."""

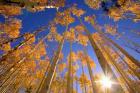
[
  {"left": 20, "top": 44, "right": 32, "bottom": 54},
  {"left": 73, "top": 64, "right": 79, "bottom": 73},
  {"left": 38, "top": 43, "right": 47, "bottom": 56},
  {"left": 59, "top": 52, "right": 64, "bottom": 60},
  {"left": 77, "top": 34, "right": 88, "bottom": 46},
  {"left": 78, "top": 73, "right": 90, "bottom": 86},
  {"left": 87, "top": 56, "right": 96, "bottom": 68},
  {"left": 92, "top": 32, "right": 102, "bottom": 41},
  {"left": 71, "top": 7, "right": 85, "bottom": 17},
  {"left": 4, "top": 18, "right": 21, "bottom": 38},
  {"left": 50, "top": 26, "right": 57, "bottom": 33},
  {"left": 108, "top": 7, "right": 124, "bottom": 21},
  {"left": 55, "top": 10, "right": 75, "bottom": 25},
  {"left": 36, "top": 70, "right": 44, "bottom": 79},
  {"left": 54, "top": 0, "right": 65, "bottom": 7},
  {"left": 24, "top": 33, "right": 36, "bottom": 44},
  {"left": 58, "top": 63, "right": 66, "bottom": 72},
  {"left": 117, "top": 0, "right": 126, "bottom": 6},
  {"left": 1, "top": 43, "right": 11, "bottom": 52},
  {"left": 64, "top": 28, "right": 76, "bottom": 42},
  {"left": 85, "top": 0, "right": 101, "bottom": 9},
  {"left": 39, "top": 60, "right": 49, "bottom": 68},
  {"left": 84, "top": 15, "right": 96, "bottom": 24},
  {"left": 104, "top": 25, "right": 117, "bottom": 36},
  {"left": 75, "top": 25, "right": 84, "bottom": 33},
  {"left": 0, "top": 5, "right": 21, "bottom": 16},
  {"left": 77, "top": 51, "right": 96, "bottom": 68},
  {"left": 55, "top": 33, "right": 63, "bottom": 42},
  {"left": 67, "top": 52, "right": 78, "bottom": 63}
]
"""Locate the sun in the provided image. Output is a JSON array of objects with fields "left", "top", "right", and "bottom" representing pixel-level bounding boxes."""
[{"left": 100, "top": 76, "right": 112, "bottom": 88}]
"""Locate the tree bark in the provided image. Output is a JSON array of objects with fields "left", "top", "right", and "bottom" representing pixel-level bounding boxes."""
[
  {"left": 39, "top": 38, "right": 64, "bottom": 93},
  {"left": 66, "top": 41, "right": 72, "bottom": 93},
  {"left": 83, "top": 48, "right": 98, "bottom": 93}
]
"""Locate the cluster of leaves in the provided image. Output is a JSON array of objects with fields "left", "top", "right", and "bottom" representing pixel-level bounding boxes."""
[
  {"left": 104, "top": 24, "right": 118, "bottom": 36},
  {"left": 78, "top": 73, "right": 90, "bottom": 87},
  {"left": 47, "top": 25, "right": 63, "bottom": 42},
  {"left": 55, "top": 9, "right": 75, "bottom": 26},
  {"left": 71, "top": 6, "right": 85, "bottom": 17},
  {"left": 0, "top": 18, "right": 22, "bottom": 53},
  {"left": 0, "top": 5, "right": 22, "bottom": 17},
  {"left": 85, "top": 0, "right": 101, "bottom": 9},
  {"left": 3, "top": 18, "right": 22, "bottom": 38},
  {"left": 108, "top": 0, "right": 140, "bottom": 21},
  {"left": 85, "top": 0, "right": 140, "bottom": 22},
  {"left": 64, "top": 28, "right": 76, "bottom": 42},
  {"left": 77, "top": 51, "right": 95, "bottom": 68}
]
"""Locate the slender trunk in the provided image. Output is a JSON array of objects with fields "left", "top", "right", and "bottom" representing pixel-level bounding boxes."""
[
  {"left": 66, "top": 41, "right": 72, "bottom": 93},
  {"left": 71, "top": 61, "right": 73, "bottom": 93},
  {"left": 35, "top": 59, "right": 51, "bottom": 93},
  {"left": 83, "top": 48, "right": 98, "bottom": 93},
  {"left": 39, "top": 37, "right": 64, "bottom": 93},
  {"left": 81, "top": 63, "right": 86, "bottom": 93},
  {"left": 76, "top": 79, "right": 78, "bottom": 93}
]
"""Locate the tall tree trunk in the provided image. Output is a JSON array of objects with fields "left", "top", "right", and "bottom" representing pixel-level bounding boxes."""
[
  {"left": 76, "top": 78, "right": 78, "bottom": 93},
  {"left": 66, "top": 41, "right": 72, "bottom": 93},
  {"left": 81, "top": 63, "right": 87, "bottom": 93},
  {"left": 83, "top": 48, "right": 98, "bottom": 93},
  {"left": 71, "top": 61, "right": 74, "bottom": 93},
  {"left": 79, "top": 18, "right": 123, "bottom": 93},
  {"left": 39, "top": 37, "right": 64, "bottom": 93},
  {"left": 35, "top": 59, "right": 51, "bottom": 93}
]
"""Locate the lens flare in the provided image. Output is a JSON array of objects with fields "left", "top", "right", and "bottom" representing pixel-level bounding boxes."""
[{"left": 100, "top": 76, "right": 112, "bottom": 88}]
